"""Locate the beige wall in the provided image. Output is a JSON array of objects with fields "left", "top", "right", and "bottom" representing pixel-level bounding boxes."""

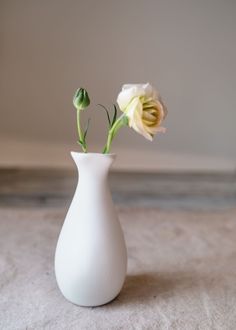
[{"left": 0, "top": 0, "right": 235, "bottom": 170}]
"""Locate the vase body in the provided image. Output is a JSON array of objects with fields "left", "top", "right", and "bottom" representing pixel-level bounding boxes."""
[{"left": 55, "top": 152, "right": 127, "bottom": 307}]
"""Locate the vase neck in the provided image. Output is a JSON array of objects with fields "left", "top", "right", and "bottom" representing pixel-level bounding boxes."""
[{"left": 71, "top": 152, "right": 116, "bottom": 178}]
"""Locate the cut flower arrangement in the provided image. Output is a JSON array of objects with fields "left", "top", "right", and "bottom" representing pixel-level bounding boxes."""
[
  {"left": 54, "top": 83, "right": 167, "bottom": 308},
  {"left": 73, "top": 83, "right": 167, "bottom": 153}
]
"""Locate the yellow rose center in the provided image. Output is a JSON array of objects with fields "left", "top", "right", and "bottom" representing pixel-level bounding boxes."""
[{"left": 142, "top": 101, "right": 161, "bottom": 127}]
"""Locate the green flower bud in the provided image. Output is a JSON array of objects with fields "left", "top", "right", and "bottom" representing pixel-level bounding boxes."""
[{"left": 73, "top": 88, "right": 90, "bottom": 110}]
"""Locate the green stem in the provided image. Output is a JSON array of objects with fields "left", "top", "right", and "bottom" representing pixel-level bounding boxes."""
[
  {"left": 103, "top": 114, "right": 127, "bottom": 153},
  {"left": 103, "top": 130, "right": 113, "bottom": 154},
  {"left": 77, "top": 109, "right": 87, "bottom": 152}
]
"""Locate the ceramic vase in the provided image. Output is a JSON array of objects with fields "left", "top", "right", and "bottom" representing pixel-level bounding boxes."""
[{"left": 55, "top": 152, "right": 127, "bottom": 307}]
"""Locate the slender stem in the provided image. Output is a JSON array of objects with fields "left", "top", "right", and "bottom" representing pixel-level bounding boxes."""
[
  {"left": 103, "top": 114, "right": 126, "bottom": 153},
  {"left": 77, "top": 109, "right": 87, "bottom": 152},
  {"left": 76, "top": 110, "right": 82, "bottom": 141},
  {"left": 103, "top": 130, "right": 113, "bottom": 154}
]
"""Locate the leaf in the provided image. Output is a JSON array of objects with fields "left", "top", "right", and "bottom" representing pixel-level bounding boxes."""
[
  {"left": 97, "top": 104, "right": 111, "bottom": 127},
  {"left": 77, "top": 139, "right": 84, "bottom": 146},
  {"left": 111, "top": 104, "right": 118, "bottom": 126},
  {"left": 83, "top": 118, "right": 91, "bottom": 140}
]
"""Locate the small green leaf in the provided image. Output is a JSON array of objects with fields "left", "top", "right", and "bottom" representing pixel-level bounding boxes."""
[
  {"left": 111, "top": 104, "right": 117, "bottom": 126},
  {"left": 77, "top": 139, "right": 84, "bottom": 146},
  {"left": 83, "top": 118, "right": 91, "bottom": 140},
  {"left": 97, "top": 104, "right": 111, "bottom": 127}
]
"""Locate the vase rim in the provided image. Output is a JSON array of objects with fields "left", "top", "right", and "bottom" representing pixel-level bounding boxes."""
[{"left": 71, "top": 151, "right": 116, "bottom": 157}]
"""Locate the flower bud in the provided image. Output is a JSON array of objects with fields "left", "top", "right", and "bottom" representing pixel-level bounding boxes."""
[{"left": 73, "top": 88, "right": 90, "bottom": 110}]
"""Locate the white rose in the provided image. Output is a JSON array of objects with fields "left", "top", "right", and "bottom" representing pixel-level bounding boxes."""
[{"left": 117, "top": 83, "right": 167, "bottom": 141}]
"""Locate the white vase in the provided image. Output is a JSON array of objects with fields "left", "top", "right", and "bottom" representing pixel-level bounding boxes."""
[{"left": 55, "top": 152, "right": 127, "bottom": 307}]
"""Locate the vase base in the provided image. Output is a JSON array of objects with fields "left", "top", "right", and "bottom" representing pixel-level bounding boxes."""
[{"left": 61, "top": 291, "right": 121, "bottom": 307}]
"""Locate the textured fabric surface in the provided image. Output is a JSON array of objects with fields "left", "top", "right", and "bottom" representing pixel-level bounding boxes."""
[{"left": 0, "top": 207, "right": 236, "bottom": 330}]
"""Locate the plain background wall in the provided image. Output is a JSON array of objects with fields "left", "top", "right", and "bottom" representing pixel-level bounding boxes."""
[{"left": 0, "top": 0, "right": 235, "bottom": 171}]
